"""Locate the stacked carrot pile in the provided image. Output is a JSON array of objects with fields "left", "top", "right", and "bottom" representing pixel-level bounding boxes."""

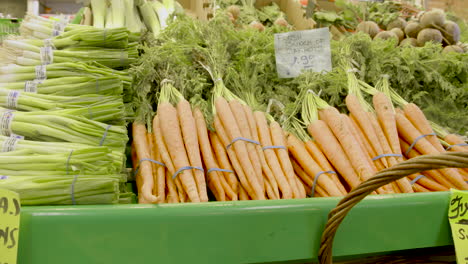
[{"left": 131, "top": 81, "right": 468, "bottom": 203}]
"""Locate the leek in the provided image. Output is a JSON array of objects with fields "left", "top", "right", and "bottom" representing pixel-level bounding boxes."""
[
  {"left": 111, "top": 0, "right": 126, "bottom": 28},
  {"left": 139, "top": 0, "right": 161, "bottom": 38},
  {"left": 91, "top": 0, "right": 108, "bottom": 28}
]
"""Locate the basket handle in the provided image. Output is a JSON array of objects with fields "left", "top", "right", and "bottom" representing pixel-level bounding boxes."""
[{"left": 318, "top": 151, "right": 468, "bottom": 264}]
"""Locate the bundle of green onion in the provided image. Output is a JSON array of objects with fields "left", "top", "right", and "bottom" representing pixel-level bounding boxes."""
[
  {"left": 0, "top": 135, "right": 126, "bottom": 171},
  {"left": 0, "top": 108, "right": 128, "bottom": 151},
  {"left": 0, "top": 148, "right": 117, "bottom": 175},
  {"left": 0, "top": 76, "right": 123, "bottom": 97},
  {"left": 0, "top": 62, "right": 132, "bottom": 84},
  {"left": 0, "top": 42, "right": 138, "bottom": 68},
  {"left": 19, "top": 14, "right": 80, "bottom": 39},
  {"left": 8, "top": 27, "right": 131, "bottom": 49},
  {"left": 0, "top": 175, "right": 121, "bottom": 205}
]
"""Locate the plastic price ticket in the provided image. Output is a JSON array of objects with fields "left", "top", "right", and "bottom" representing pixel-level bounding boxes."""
[
  {"left": 448, "top": 189, "right": 468, "bottom": 264},
  {"left": 0, "top": 188, "right": 21, "bottom": 264},
  {"left": 274, "top": 27, "right": 332, "bottom": 78}
]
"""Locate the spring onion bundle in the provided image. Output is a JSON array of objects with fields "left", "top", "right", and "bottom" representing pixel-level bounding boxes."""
[
  {"left": 7, "top": 27, "right": 131, "bottom": 49},
  {"left": 0, "top": 148, "right": 118, "bottom": 175},
  {"left": 0, "top": 176, "right": 120, "bottom": 205},
  {"left": 0, "top": 108, "right": 128, "bottom": 151},
  {"left": 0, "top": 135, "right": 126, "bottom": 171},
  {"left": 19, "top": 14, "right": 79, "bottom": 39},
  {"left": 0, "top": 44, "right": 138, "bottom": 69},
  {"left": 0, "top": 76, "right": 123, "bottom": 96}
]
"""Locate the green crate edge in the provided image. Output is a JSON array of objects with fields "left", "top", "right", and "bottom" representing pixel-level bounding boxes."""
[{"left": 18, "top": 191, "right": 453, "bottom": 264}]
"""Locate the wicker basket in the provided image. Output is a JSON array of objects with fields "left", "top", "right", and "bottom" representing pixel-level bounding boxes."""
[{"left": 318, "top": 152, "right": 468, "bottom": 264}]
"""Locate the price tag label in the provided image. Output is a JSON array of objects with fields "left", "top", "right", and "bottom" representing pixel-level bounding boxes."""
[
  {"left": 274, "top": 27, "right": 332, "bottom": 78},
  {"left": 449, "top": 189, "right": 468, "bottom": 264},
  {"left": 0, "top": 188, "right": 21, "bottom": 264}
]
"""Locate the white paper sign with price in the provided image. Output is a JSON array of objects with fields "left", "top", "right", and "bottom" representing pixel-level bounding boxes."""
[{"left": 274, "top": 27, "right": 332, "bottom": 78}]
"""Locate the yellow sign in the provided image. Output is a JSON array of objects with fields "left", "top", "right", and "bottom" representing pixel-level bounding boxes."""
[
  {"left": 0, "top": 188, "right": 21, "bottom": 264},
  {"left": 449, "top": 189, "right": 468, "bottom": 264}
]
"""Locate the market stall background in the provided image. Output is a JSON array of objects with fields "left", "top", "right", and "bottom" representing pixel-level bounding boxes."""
[{"left": 0, "top": 1, "right": 466, "bottom": 263}]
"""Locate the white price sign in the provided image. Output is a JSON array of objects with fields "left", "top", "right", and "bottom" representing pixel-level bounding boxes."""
[{"left": 274, "top": 27, "right": 332, "bottom": 78}]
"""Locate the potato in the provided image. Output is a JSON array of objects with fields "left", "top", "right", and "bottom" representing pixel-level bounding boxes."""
[
  {"left": 417, "top": 28, "right": 443, "bottom": 46},
  {"left": 387, "top": 18, "right": 407, "bottom": 30},
  {"left": 420, "top": 9, "right": 445, "bottom": 29},
  {"left": 443, "top": 45, "right": 464, "bottom": 53},
  {"left": 404, "top": 22, "right": 422, "bottom": 38},
  {"left": 400, "top": 38, "right": 418, "bottom": 47},
  {"left": 356, "top": 21, "right": 381, "bottom": 38},
  {"left": 391, "top": 28, "right": 405, "bottom": 42},
  {"left": 442, "top": 21, "right": 460, "bottom": 44},
  {"left": 374, "top": 31, "right": 399, "bottom": 42}
]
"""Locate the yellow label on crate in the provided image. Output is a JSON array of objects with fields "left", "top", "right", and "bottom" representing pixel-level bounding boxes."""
[
  {"left": 0, "top": 188, "right": 21, "bottom": 264},
  {"left": 449, "top": 189, "right": 468, "bottom": 264}
]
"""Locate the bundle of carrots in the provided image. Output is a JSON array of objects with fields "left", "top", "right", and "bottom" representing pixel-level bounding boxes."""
[{"left": 131, "top": 76, "right": 467, "bottom": 203}]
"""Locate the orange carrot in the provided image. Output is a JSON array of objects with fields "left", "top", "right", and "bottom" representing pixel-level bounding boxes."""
[
  {"left": 407, "top": 174, "right": 448, "bottom": 192},
  {"left": 291, "top": 158, "right": 328, "bottom": 197},
  {"left": 229, "top": 100, "right": 264, "bottom": 190},
  {"left": 193, "top": 108, "right": 225, "bottom": 201},
  {"left": 346, "top": 94, "right": 388, "bottom": 167},
  {"left": 368, "top": 112, "right": 413, "bottom": 193},
  {"left": 164, "top": 170, "right": 179, "bottom": 203},
  {"left": 254, "top": 111, "right": 293, "bottom": 199},
  {"left": 304, "top": 140, "right": 347, "bottom": 194},
  {"left": 400, "top": 138, "right": 456, "bottom": 189},
  {"left": 239, "top": 185, "right": 250, "bottom": 200},
  {"left": 373, "top": 93, "right": 402, "bottom": 158},
  {"left": 444, "top": 134, "right": 468, "bottom": 152},
  {"left": 403, "top": 103, "right": 445, "bottom": 152},
  {"left": 307, "top": 120, "right": 361, "bottom": 190},
  {"left": 148, "top": 132, "right": 166, "bottom": 201},
  {"left": 412, "top": 183, "right": 430, "bottom": 192},
  {"left": 132, "top": 123, "right": 159, "bottom": 203},
  {"left": 287, "top": 133, "right": 343, "bottom": 196},
  {"left": 396, "top": 113, "right": 468, "bottom": 190},
  {"left": 242, "top": 104, "right": 280, "bottom": 199},
  {"left": 349, "top": 114, "right": 386, "bottom": 171},
  {"left": 158, "top": 103, "right": 200, "bottom": 202},
  {"left": 153, "top": 115, "right": 185, "bottom": 203},
  {"left": 177, "top": 99, "right": 209, "bottom": 202},
  {"left": 209, "top": 131, "right": 239, "bottom": 194},
  {"left": 213, "top": 115, "right": 259, "bottom": 199},
  {"left": 270, "top": 121, "right": 303, "bottom": 198},
  {"left": 215, "top": 98, "right": 265, "bottom": 200}
]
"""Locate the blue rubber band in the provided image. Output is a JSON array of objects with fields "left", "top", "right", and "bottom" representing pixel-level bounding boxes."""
[
  {"left": 446, "top": 143, "right": 468, "bottom": 151},
  {"left": 70, "top": 174, "right": 78, "bottom": 205},
  {"left": 133, "top": 158, "right": 166, "bottom": 176},
  {"left": 172, "top": 166, "right": 204, "bottom": 179},
  {"left": 405, "top": 133, "right": 437, "bottom": 156},
  {"left": 99, "top": 125, "right": 112, "bottom": 146},
  {"left": 226, "top": 137, "right": 260, "bottom": 150},
  {"left": 66, "top": 150, "right": 74, "bottom": 175},
  {"left": 311, "top": 171, "right": 336, "bottom": 197},
  {"left": 207, "top": 168, "right": 234, "bottom": 174},
  {"left": 410, "top": 175, "right": 426, "bottom": 185},
  {"left": 262, "top": 145, "right": 287, "bottom": 150},
  {"left": 372, "top": 153, "right": 403, "bottom": 161}
]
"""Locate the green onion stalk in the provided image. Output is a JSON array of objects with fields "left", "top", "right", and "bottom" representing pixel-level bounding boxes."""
[
  {"left": 0, "top": 44, "right": 138, "bottom": 69},
  {"left": 0, "top": 135, "right": 126, "bottom": 172},
  {"left": 0, "top": 62, "right": 131, "bottom": 83},
  {"left": 0, "top": 89, "right": 123, "bottom": 111},
  {"left": 19, "top": 14, "right": 81, "bottom": 39},
  {"left": 0, "top": 148, "right": 118, "bottom": 175},
  {"left": 0, "top": 108, "right": 128, "bottom": 151},
  {"left": 0, "top": 76, "right": 123, "bottom": 97},
  {"left": 0, "top": 176, "right": 121, "bottom": 205},
  {"left": 6, "top": 27, "right": 131, "bottom": 49}
]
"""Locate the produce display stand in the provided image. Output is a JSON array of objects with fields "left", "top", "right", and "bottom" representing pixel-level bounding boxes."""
[{"left": 18, "top": 192, "right": 452, "bottom": 264}]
